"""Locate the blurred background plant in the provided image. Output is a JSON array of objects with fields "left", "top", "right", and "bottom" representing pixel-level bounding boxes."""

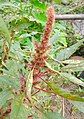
[{"left": 0, "top": 0, "right": 84, "bottom": 119}]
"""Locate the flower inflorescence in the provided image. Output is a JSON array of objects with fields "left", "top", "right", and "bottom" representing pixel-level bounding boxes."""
[{"left": 31, "top": 6, "right": 55, "bottom": 84}]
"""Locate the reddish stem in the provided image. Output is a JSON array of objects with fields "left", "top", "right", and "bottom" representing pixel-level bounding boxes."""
[{"left": 34, "top": 86, "right": 53, "bottom": 94}]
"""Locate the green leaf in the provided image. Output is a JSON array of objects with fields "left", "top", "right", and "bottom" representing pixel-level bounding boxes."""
[
  {"left": 55, "top": 23, "right": 66, "bottom": 31},
  {"left": 9, "top": 17, "right": 29, "bottom": 28},
  {"left": 10, "top": 42, "right": 24, "bottom": 60},
  {"left": 0, "top": 2, "right": 19, "bottom": 10},
  {"left": 19, "top": 33, "right": 31, "bottom": 39},
  {"left": 61, "top": 61, "right": 84, "bottom": 71},
  {"left": 62, "top": 0, "right": 70, "bottom": 5},
  {"left": 58, "top": 37, "right": 67, "bottom": 47},
  {"left": 45, "top": 61, "right": 60, "bottom": 74},
  {"left": 49, "top": 30, "right": 60, "bottom": 45},
  {"left": 0, "top": 59, "right": 24, "bottom": 89},
  {"left": 0, "top": 90, "right": 13, "bottom": 108},
  {"left": 31, "top": 0, "right": 47, "bottom": 11},
  {"left": 43, "top": 111, "right": 64, "bottom": 119},
  {"left": 0, "top": 75, "right": 20, "bottom": 90},
  {"left": 70, "top": 101, "right": 84, "bottom": 113},
  {"left": 56, "top": 39, "right": 84, "bottom": 61},
  {"left": 0, "top": 15, "right": 10, "bottom": 45},
  {"left": 10, "top": 94, "right": 28, "bottom": 119},
  {"left": 26, "top": 70, "right": 33, "bottom": 98},
  {"left": 60, "top": 73, "right": 84, "bottom": 87},
  {"left": 33, "top": 12, "right": 46, "bottom": 26},
  {"left": 47, "top": 81, "right": 84, "bottom": 102},
  {"left": 54, "top": 0, "right": 61, "bottom": 4}
]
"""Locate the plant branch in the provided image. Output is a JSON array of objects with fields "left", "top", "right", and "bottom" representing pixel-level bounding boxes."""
[{"left": 55, "top": 14, "right": 84, "bottom": 20}]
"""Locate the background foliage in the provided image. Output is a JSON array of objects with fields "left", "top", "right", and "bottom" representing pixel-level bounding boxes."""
[{"left": 0, "top": 0, "right": 84, "bottom": 119}]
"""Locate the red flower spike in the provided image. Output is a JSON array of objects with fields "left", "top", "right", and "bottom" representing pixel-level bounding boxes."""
[
  {"left": 30, "top": 6, "right": 55, "bottom": 84},
  {"left": 41, "top": 6, "right": 55, "bottom": 47}
]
